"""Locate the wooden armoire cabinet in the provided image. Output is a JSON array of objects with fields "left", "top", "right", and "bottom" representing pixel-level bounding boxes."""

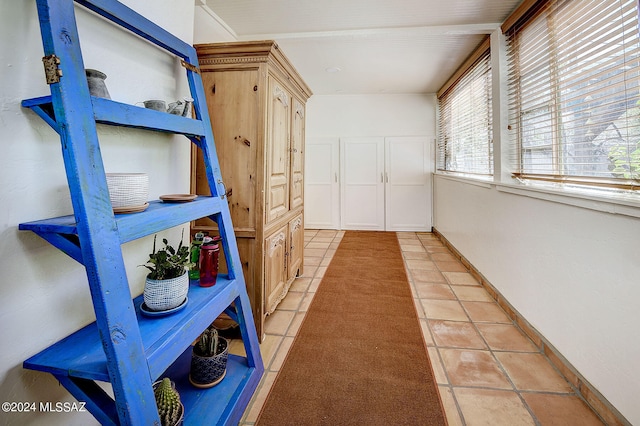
[{"left": 192, "top": 41, "right": 312, "bottom": 339}]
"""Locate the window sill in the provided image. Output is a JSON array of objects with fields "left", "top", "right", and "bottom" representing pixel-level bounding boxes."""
[
  {"left": 434, "top": 173, "right": 640, "bottom": 219},
  {"left": 494, "top": 181, "right": 640, "bottom": 219},
  {"left": 434, "top": 172, "right": 493, "bottom": 189}
]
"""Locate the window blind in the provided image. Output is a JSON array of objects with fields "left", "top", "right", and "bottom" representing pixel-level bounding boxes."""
[
  {"left": 437, "top": 45, "right": 493, "bottom": 176},
  {"left": 506, "top": 0, "right": 640, "bottom": 190}
]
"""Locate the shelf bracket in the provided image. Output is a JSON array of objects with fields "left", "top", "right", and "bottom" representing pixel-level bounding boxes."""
[
  {"left": 188, "top": 135, "right": 203, "bottom": 149},
  {"left": 21, "top": 97, "right": 60, "bottom": 134},
  {"left": 33, "top": 232, "right": 83, "bottom": 264},
  {"left": 224, "top": 306, "right": 238, "bottom": 323},
  {"left": 56, "top": 375, "right": 118, "bottom": 426}
]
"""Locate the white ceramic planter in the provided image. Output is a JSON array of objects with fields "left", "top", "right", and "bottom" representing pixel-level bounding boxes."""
[
  {"left": 143, "top": 272, "right": 188, "bottom": 312},
  {"left": 106, "top": 173, "right": 149, "bottom": 208}
]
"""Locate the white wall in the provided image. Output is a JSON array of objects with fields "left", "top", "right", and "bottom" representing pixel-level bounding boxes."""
[
  {"left": 307, "top": 94, "right": 436, "bottom": 137},
  {"left": 305, "top": 94, "right": 436, "bottom": 230},
  {"left": 0, "top": 1, "right": 194, "bottom": 424},
  {"left": 193, "top": 3, "right": 237, "bottom": 43},
  {"left": 433, "top": 176, "right": 640, "bottom": 424}
]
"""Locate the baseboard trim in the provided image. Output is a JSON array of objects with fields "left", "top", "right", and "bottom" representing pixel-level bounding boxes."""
[{"left": 431, "top": 227, "right": 630, "bottom": 426}]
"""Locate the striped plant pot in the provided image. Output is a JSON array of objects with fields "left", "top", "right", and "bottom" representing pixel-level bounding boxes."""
[{"left": 143, "top": 271, "right": 188, "bottom": 312}]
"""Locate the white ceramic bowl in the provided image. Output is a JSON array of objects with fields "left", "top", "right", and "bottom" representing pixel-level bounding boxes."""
[{"left": 106, "top": 173, "right": 149, "bottom": 208}]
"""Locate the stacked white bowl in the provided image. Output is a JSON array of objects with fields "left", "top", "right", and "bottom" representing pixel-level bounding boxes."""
[{"left": 106, "top": 173, "right": 149, "bottom": 208}]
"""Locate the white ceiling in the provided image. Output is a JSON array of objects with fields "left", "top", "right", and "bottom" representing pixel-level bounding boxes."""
[{"left": 197, "top": 0, "right": 522, "bottom": 95}]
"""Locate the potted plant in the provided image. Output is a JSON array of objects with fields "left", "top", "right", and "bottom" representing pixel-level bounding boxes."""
[
  {"left": 153, "top": 377, "right": 184, "bottom": 426},
  {"left": 140, "top": 231, "right": 193, "bottom": 313},
  {"left": 189, "top": 327, "right": 229, "bottom": 388}
]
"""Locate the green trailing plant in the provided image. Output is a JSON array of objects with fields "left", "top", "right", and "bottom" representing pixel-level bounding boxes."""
[
  {"left": 608, "top": 144, "right": 640, "bottom": 179},
  {"left": 606, "top": 101, "right": 640, "bottom": 180},
  {"left": 196, "top": 327, "right": 221, "bottom": 357},
  {"left": 154, "top": 377, "right": 182, "bottom": 426},
  {"left": 141, "top": 231, "right": 193, "bottom": 280}
]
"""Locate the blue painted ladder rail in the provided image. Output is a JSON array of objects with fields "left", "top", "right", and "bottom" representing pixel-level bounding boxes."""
[{"left": 20, "top": 0, "right": 264, "bottom": 424}]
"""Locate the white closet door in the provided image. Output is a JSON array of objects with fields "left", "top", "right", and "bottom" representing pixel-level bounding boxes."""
[
  {"left": 340, "top": 137, "right": 385, "bottom": 230},
  {"left": 385, "top": 136, "right": 432, "bottom": 231},
  {"left": 304, "top": 137, "right": 340, "bottom": 229}
]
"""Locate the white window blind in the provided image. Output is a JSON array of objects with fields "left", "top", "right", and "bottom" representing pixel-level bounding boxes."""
[
  {"left": 506, "top": 0, "right": 640, "bottom": 191},
  {"left": 437, "top": 47, "right": 493, "bottom": 176}
]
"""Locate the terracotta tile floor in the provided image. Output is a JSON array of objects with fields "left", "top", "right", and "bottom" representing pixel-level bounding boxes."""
[{"left": 238, "top": 230, "right": 605, "bottom": 425}]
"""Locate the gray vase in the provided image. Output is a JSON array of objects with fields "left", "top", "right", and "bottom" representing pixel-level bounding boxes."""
[
  {"left": 85, "top": 69, "right": 111, "bottom": 99},
  {"left": 143, "top": 99, "right": 166, "bottom": 111}
]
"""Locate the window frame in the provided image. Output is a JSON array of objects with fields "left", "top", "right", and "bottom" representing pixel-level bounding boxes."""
[
  {"left": 505, "top": 0, "right": 640, "bottom": 192},
  {"left": 437, "top": 37, "right": 494, "bottom": 179}
]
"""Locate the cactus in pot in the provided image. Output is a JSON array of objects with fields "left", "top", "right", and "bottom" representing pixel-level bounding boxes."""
[
  {"left": 197, "top": 327, "right": 220, "bottom": 357},
  {"left": 154, "top": 377, "right": 183, "bottom": 426},
  {"left": 190, "top": 326, "right": 229, "bottom": 388}
]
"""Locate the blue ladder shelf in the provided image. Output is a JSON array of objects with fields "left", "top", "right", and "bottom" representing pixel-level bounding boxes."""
[{"left": 20, "top": 0, "right": 264, "bottom": 424}]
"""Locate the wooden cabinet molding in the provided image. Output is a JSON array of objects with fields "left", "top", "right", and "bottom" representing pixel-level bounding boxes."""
[{"left": 195, "top": 40, "right": 311, "bottom": 102}]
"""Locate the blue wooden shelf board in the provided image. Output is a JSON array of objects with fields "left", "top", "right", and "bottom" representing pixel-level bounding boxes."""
[
  {"left": 164, "top": 349, "right": 262, "bottom": 426},
  {"left": 24, "top": 275, "right": 242, "bottom": 382},
  {"left": 19, "top": 197, "right": 222, "bottom": 246},
  {"left": 22, "top": 96, "right": 206, "bottom": 137}
]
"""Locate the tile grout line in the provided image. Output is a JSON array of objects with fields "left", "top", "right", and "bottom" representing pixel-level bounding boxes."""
[
  {"left": 397, "top": 233, "right": 463, "bottom": 425},
  {"left": 418, "top": 232, "right": 561, "bottom": 426},
  {"left": 408, "top": 233, "right": 469, "bottom": 425},
  {"left": 407, "top": 232, "right": 568, "bottom": 425},
  {"left": 398, "top": 232, "right": 468, "bottom": 425},
  {"left": 428, "top": 230, "right": 615, "bottom": 426}
]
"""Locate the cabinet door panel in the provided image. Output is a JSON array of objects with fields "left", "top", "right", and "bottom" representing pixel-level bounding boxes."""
[
  {"left": 195, "top": 70, "right": 259, "bottom": 232},
  {"left": 288, "top": 214, "right": 304, "bottom": 280},
  {"left": 265, "top": 227, "right": 287, "bottom": 315},
  {"left": 266, "top": 78, "right": 291, "bottom": 223},
  {"left": 290, "top": 98, "right": 305, "bottom": 209}
]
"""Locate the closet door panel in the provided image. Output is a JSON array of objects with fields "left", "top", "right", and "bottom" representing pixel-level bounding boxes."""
[
  {"left": 340, "top": 137, "right": 385, "bottom": 230},
  {"left": 385, "top": 136, "right": 432, "bottom": 231},
  {"left": 305, "top": 137, "right": 340, "bottom": 229}
]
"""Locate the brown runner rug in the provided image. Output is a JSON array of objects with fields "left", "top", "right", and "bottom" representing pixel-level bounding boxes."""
[{"left": 256, "top": 231, "right": 447, "bottom": 425}]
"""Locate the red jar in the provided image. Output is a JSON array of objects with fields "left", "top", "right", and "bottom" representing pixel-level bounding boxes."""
[{"left": 198, "top": 240, "right": 220, "bottom": 287}]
